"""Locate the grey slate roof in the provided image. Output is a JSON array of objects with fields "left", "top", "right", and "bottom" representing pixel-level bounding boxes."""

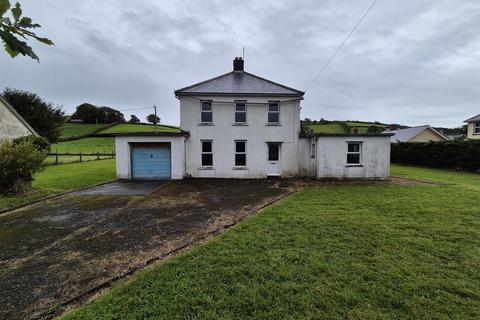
[
  {"left": 383, "top": 125, "right": 447, "bottom": 143},
  {"left": 464, "top": 114, "right": 480, "bottom": 123},
  {"left": 175, "top": 71, "right": 304, "bottom": 97}
]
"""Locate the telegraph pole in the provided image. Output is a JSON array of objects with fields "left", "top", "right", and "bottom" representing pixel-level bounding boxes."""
[{"left": 154, "top": 105, "right": 158, "bottom": 133}]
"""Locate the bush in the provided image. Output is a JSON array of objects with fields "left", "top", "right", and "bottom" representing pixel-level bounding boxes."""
[
  {"left": 391, "top": 140, "right": 480, "bottom": 172},
  {"left": 0, "top": 136, "right": 50, "bottom": 194}
]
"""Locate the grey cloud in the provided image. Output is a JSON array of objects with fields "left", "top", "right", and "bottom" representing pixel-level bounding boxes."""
[{"left": 0, "top": 0, "right": 478, "bottom": 127}]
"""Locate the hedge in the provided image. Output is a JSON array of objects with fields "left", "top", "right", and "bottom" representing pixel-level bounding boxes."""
[{"left": 391, "top": 140, "right": 480, "bottom": 172}]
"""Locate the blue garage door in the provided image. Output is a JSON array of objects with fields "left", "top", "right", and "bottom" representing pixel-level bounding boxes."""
[{"left": 131, "top": 143, "right": 171, "bottom": 179}]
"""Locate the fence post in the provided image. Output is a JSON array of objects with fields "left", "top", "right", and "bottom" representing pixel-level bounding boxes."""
[
  {"left": 80, "top": 152, "right": 82, "bottom": 162},
  {"left": 111, "top": 151, "right": 114, "bottom": 158},
  {"left": 55, "top": 149, "right": 58, "bottom": 165},
  {"left": 97, "top": 152, "right": 100, "bottom": 160}
]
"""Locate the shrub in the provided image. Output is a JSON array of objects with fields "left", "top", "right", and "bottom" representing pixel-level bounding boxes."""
[
  {"left": 0, "top": 136, "right": 50, "bottom": 194},
  {"left": 391, "top": 140, "right": 480, "bottom": 172}
]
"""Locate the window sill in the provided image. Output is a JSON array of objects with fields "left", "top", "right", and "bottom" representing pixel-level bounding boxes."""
[
  {"left": 198, "top": 166, "right": 214, "bottom": 170},
  {"left": 199, "top": 122, "right": 214, "bottom": 126},
  {"left": 233, "top": 166, "right": 248, "bottom": 170},
  {"left": 346, "top": 164, "right": 363, "bottom": 167},
  {"left": 233, "top": 123, "right": 248, "bottom": 126},
  {"left": 266, "top": 123, "right": 281, "bottom": 126}
]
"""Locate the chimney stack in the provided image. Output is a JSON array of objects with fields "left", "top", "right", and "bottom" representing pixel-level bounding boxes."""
[{"left": 233, "top": 57, "right": 244, "bottom": 72}]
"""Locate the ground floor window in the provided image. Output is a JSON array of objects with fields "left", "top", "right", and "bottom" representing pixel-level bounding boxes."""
[
  {"left": 201, "top": 140, "right": 213, "bottom": 166},
  {"left": 235, "top": 140, "right": 247, "bottom": 166},
  {"left": 475, "top": 121, "right": 480, "bottom": 134},
  {"left": 347, "top": 142, "right": 361, "bottom": 165}
]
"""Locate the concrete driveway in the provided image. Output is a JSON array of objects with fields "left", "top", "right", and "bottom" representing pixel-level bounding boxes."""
[{"left": 0, "top": 179, "right": 293, "bottom": 320}]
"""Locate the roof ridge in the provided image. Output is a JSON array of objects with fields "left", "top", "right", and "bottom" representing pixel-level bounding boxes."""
[
  {"left": 242, "top": 71, "right": 304, "bottom": 95},
  {"left": 174, "top": 71, "right": 234, "bottom": 95}
]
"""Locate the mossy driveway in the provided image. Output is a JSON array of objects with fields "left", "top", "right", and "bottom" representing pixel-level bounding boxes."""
[{"left": 0, "top": 179, "right": 292, "bottom": 320}]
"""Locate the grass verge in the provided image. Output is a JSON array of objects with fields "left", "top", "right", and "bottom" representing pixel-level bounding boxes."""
[
  {"left": 0, "top": 159, "right": 116, "bottom": 211},
  {"left": 61, "top": 165, "right": 480, "bottom": 319}
]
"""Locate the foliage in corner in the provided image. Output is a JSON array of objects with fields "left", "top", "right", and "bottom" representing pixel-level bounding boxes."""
[
  {"left": 0, "top": 0, "right": 53, "bottom": 61},
  {"left": 0, "top": 135, "right": 50, "bottom": 194}
]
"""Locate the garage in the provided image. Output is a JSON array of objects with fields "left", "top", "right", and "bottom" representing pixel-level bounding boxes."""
[
  {"left": 114, "top": 133, "right": 187, "bottom": 180},
  {"left": 131, "top": 143, "right": 171, "bottom": 179}
]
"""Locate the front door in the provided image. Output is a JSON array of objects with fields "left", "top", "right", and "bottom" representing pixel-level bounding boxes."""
[{"left": 267, "top": 143, "right": 280, "bottom": 176}]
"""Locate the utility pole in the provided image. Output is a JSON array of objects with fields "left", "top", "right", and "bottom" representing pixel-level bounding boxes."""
[{"left": 154, "top": 105, "right": 158, "bottom": 133}]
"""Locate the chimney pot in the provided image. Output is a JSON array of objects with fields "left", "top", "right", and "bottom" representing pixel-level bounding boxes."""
[{"left": 233, "top": 56, "right": 244, "bottom": 72}]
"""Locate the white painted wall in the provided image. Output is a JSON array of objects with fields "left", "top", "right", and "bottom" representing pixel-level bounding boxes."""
[
  {"left": 179, "top": 95, "right": 301, "bottom": 178},
  {"left": 0, "top": 99, "right": 35, "bottom": 139},
  {"left": 115, "top": 136, "right": 185, "bottom": 179},
  {"left": 316, "top": 136, "right": 391, "bottom": 179},
  {"left": 298, "top": 137, "right": 316, "bottom": 177}
]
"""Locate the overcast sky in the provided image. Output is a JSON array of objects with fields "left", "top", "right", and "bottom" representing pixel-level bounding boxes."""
[{"left": 0, "top": 0, "right": 479, "bottom": 127}]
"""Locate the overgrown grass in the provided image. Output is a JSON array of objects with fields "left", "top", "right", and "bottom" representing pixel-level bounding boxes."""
[
  {"left": 97, "top": 123, "right": 181, "bottom": 134},
  {"left": 62, "top": 166, "right": 480, "bottom": 319},
  {"left": 60, "top": 123, "right": 109, "bottom": 138},
  {"left": 51, "top": 137, "right": 115, "bottom": 154},
  {"left": 0, "top": 159, "right": 116, "bottom": 210}
]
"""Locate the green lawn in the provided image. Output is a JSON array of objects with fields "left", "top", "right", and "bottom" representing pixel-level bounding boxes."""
[
  {"left": 97, "top": 123, "right": 181, "bottom": 134},
  {"left": 305, "top": 123, "right": 347, "bottom": 133},
  {"left": 51, "top": 137, "right": 115, "bottom": 154},
  {"left": 60, "top": 123, "right": 109, "bottom": 138},
  {"left": 62, "top": 165, "right": 480, "bottom": 319},
  {"left": 0, "top": 159, "right": 116, "bottom": 210}
]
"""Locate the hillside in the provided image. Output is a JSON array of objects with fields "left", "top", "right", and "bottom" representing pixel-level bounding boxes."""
[{"left": 303, "top": 120, "right": 389, "bottom": 134}]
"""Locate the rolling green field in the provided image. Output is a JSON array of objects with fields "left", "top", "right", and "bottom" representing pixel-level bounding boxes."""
[
  {"left": 60, "top": 123, "right": 109, "bottom": 138},
  {"left": 62, "top": 165, "right": 480, "bottom": 319},
  {"left": 51, "top": 137, "right": 115, "bottom": 154},
  {"left": 0, "top": 159, "right": 116, "bottom": 210},
  {"left": 305, "top": 121, "right": 388, "bottom": 134},
  {"left": 304, "top": 123, "right": 346, "bottom": 134},
  {"left": 97, "top": 123, "right": 181, "bottom": 134}
]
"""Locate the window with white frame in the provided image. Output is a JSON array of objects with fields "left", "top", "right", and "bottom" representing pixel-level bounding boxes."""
[
  {"left": 347, "top": 142, "right": 361, "bottom": 165},
  {"left": 201, "top": 140, "right": 213, "bottom": 166},
  {"left": 475, "top": 121, "right": 480, "bottom": 134},
  {"left": 268, "top": 103, "right": 280, "bottom": 123},
  {"left": 201, "top": 101, "right": 212, "bottom": 123},
  {"left": 235, "top": 102, "right": 247, "bottom": 123},
  {"left": 234, "top": 140, "right": 247, "bottom": 166}
]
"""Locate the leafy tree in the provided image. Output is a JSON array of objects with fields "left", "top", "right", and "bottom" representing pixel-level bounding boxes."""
[
  {"left": 128, "top": 114, "right": 140, "bottom": 123},
  {"left": 0, "top": 135, "right": 49, "bottom": 194},
  {"left": 71, "top": 103, "right": 125, "bottom": 124},
  {"left": 0, "top": 1, "right": 53, "bottom": 61},
  {"left": 146, "top": 114, "right": 160, "bottom": 125},
  {"left": 2, "top": 88, "right": 65, "bottom": 142}
]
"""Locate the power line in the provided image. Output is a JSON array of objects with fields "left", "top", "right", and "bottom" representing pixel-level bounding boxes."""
[{"left": 305, "top": 0, "right": 380, "bottom": 90}]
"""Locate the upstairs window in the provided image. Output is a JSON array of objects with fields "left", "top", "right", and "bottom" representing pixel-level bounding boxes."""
[
  {"left": 235, "top": 140, "right": 246, "bottom": 166},
  {"left": 475, "top": 121, "right": 480, "bottom": 134},
  {"left": 268, "top": 103, "right": 280, "bottom": 123},
  {"left": 235, "top": 102, "right": 247, "bottom": 123},
  {"left": 201, "top": 101, "right": 212, "bottom": 123},
  {"left": 201, "top": 140, "right": 213, "bottom": 166},
  {"left": 347, "top": 142, "right": 361, "bottom": 165}
]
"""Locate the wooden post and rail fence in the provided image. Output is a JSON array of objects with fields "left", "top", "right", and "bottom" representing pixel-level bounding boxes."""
[{"left": 48, "top": 151, "right": 115, "bottom": 165}]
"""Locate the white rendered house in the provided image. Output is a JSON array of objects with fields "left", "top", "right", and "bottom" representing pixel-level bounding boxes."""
[{"left": 115, "top": 57, "right": 391, "bottom": 180}]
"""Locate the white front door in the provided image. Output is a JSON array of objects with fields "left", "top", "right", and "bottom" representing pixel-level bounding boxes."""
[{"left": 267, "top": 143, "right": 280, "bottom": 176}]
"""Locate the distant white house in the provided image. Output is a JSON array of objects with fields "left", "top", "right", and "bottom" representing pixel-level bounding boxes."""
[
  {"left": 114, "top": 57, "right": 392, "bottom": 180},
  {"left": 464, "top": 114, "right": 480, "bottom": 140},
  {"left": 0, "top": 95, "right": 38, "bottom": 140},
  {"left": 384, "top": 125, "right": 448, "bottom": 143}
]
